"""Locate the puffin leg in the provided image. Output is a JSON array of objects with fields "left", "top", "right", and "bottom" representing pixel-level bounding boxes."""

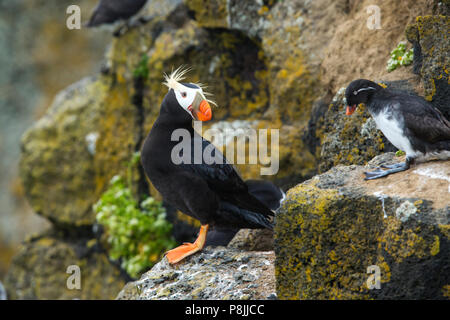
[
  {"left": 165, "top": 224, "right": 209, "bottom": 264},
  {"left": 364, "top": 157, "right": 413, "bottom": 180}
]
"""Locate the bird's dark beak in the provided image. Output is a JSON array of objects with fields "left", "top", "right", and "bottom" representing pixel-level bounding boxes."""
[
  {"left": 346, "top": 105, "right": 357, "bottom": 116},
  {"left": 191, "top": 92, "right": 212, "bottom": 121}
]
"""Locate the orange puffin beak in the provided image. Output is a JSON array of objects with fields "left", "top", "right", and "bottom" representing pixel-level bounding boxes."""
[
  {"left": 195, "top": 100, "right": 212, "bottom": 121},
  {"left": 190, "top": 92, "right": 212, "bottom": 121},
  {"left": 346, "top": 105, "right": 357, "bottom": 115}
]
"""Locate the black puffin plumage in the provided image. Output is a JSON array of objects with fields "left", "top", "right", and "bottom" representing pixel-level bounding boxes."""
[
  {"left": 87, "top": 0, "right": 147, "bottom": 27},
  {"left": 141, "top": 69, "right": 280, "bottom": 262},
  {"left": 345, "top": 79, "right": 450, "bottom": 180}
]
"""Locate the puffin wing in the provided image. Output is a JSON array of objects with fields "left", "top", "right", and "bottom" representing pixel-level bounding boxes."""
[
  {"left": 178, "top": 137, "right": 274, "bottom": 217},
  {"left": 401, "top": 96, "right": 450, "bottom": 143}
]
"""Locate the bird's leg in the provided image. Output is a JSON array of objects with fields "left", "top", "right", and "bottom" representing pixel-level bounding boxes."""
[
  {"left": 364, "top": 157, "right": 414, "bottom": 180},
  {"left": 112, "top": 24, "right": 126, "bottom": 37},
  {"left": 165, "top": 224, "right": 209, "bottom": 264},
  {"left": 113, "top": 20, "right": 131, "bottom": 37},
  {"left": 137, "top": 16, "right": 152, "bottom": 25},
  {"left": 113, "top": 16, "right": 149, "bottom": 37},
  {"left": 379, "top": 162, "right": 407, "bottom": 169}
]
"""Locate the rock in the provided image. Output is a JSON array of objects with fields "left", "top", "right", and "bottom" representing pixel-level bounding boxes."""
[
  {"left": 4, "top": 230, "right": 127, "bottom": 300},
  {"left": 185, "top": 0, "right": 229, "bottom": 29},
  {"left": 116, "top": 247, "right": 275, "bottom": 300},
  {"left": 19, "top": 75, "right": 141, "bottom": 227},
  {"left": 19, "top": 77, "right": 104, "bottom": 226},
  {"left": 0, "top": 281, "right": 6, "bottom": 300},
  {"left": 0, "top": 0, "right": 109, "bottom": 253},
  {"left": 275, "top": 153, "right": 449, "bottom": 299},
  {"left": 406, "top": 15, "right": 450, "bottom": 119},
  {"left": 228, "top": 229, "right": 273, "bottom": 251},
  {"left": 320, "top": 0, "right": 435, "bottom": 92}
]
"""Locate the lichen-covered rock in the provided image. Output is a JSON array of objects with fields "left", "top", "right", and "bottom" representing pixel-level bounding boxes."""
[
  {"left": 116, "top": 247, "right": 275, "bottom": 300},
  {"left": 228, "top": 229, "right": 273, "bottom": 251},
  {"left": 275, "top": 153, "right": 450, "bottom": 299},
  {"left": 20, "top": 77, "right": 111, "bottom": 226},
  {"left": 185, "top": 0, "right": 229, "bottom": 28},
  {"left": 4, "top": 230, "right": 127, "bottom": 300},
  {"left": 406, "top": 15, "right": 450, "bottom": 119}
]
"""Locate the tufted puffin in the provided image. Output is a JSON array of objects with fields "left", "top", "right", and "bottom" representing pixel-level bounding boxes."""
[
  {"left": 141, "top": 67, "right": 278, "bottom": 264},
  {"left": 345, "top": 79, "right": 450, "bottom": 180}
]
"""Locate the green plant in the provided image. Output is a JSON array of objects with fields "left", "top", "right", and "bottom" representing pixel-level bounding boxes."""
[
  {"left": 133, "top": 54, "right": 149, "bottom": 80},
  {"left": 387, "top": 42, "right": 413, "bottom": 72},
  {"left": 94, "top": 169, "right": 175, "bottom": 278}
]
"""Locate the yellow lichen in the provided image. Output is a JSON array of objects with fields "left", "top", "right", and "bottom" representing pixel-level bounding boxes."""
[{"left": 430, "top": 235, "right": 440, "bottom": 256}]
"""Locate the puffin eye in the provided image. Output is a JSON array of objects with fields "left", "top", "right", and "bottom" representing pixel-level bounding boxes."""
[
  {"left": 353, "top": 90, "right": 358, "bottom": 96},
  {"left": 181, "top": 92, "right": 187, "bottom": 98}
]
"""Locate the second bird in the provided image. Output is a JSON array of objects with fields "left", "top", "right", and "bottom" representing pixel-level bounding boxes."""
[
  {"left": 345, "top": 79, "right": 450, "bottom": 180},
  {"left": 86, "top": 0, "right": 147, "bottom": 29}
]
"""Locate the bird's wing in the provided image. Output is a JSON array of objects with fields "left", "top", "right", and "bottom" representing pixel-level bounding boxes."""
[
  {"left": 107, "top": 0, "right": 147, "bottom": 18},
  {"left": 87, "top": 0, "right": 147, "bottom": 26},
  {"left": 178, "top": 136, "right": 274, "bottom": 217},
  {"left": 87, "top": 0, "right": 116, "bottom": 26},
  {"left": 400, "top": 96, "right": 450, "bottom": 143}
]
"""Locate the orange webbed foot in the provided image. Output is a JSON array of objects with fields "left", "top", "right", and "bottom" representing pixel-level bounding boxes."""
[{"left": 165, "top": 224, "right": 209, "bottom": 264}]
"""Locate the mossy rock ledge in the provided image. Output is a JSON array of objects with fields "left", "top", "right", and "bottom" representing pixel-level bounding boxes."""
[
  {"left": 4, "top": 231, "right": 127, "bottom": 300},
  {"left": 406, "top": 15, "right": 450, "bottom": 119},
  {"left": 275, "top": 153, "right": 450, "bottom": 300},
  {"left": 116, "top": 247, "right": 276, "bottom": 300}
]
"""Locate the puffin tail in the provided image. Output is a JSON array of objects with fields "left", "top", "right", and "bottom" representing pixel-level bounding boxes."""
[
  {"left": 217, "top": 202, "right": 274, "bottom": 230},
  {"left": 245, "top": 179, "right": 285, "bottom": 212}
]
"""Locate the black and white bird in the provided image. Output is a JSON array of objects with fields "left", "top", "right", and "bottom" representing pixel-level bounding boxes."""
[
  {"left": 345, "top": 79, "right": 450, "bottom": 180},
  {"left": 86, "top": 0, "right": 148, "bottom": 36},
  {"left": 141, "top": 67, "right": 284, "bottom": 263}
]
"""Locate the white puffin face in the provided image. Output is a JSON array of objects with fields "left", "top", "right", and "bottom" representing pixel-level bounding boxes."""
[
  {"left": 173, "top": 83, "right": 205, "bottom": 118},
  {"left": 163, "top": 66, "right": 216, "bottom": 121}
]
